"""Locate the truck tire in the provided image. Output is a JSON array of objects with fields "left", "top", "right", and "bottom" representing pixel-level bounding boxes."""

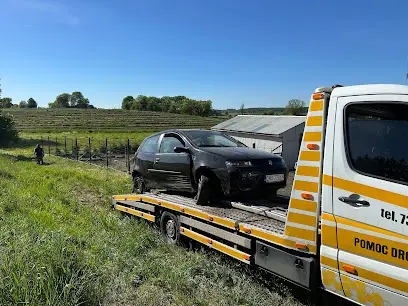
[
  {"left": 195, "top": 174, "right": 211, "bottom": 206},
  {"left": 160, "top": 211, "right": 180, "bottom": 245},
  {"left": 132, "top": 175, "right": 145, "bottom": 194}
]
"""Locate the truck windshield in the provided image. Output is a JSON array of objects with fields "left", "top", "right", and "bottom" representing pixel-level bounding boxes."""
[{"left": 183, "top": 130, "right": 246, "bottom": 148}]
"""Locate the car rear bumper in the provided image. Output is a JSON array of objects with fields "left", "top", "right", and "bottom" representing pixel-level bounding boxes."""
[{"left": 214, "top": 167, "right": 288, "bottom": 196}]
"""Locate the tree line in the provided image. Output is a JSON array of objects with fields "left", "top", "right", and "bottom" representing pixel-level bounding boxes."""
[
  {"left": 121, "top": 95, "right": 213, "bottom": 117},
  {"left": 0, "top": 97, "right": 38, "bottom": 109},
  {"left": 48, "top": 92, "right": 95, "bottom": 109}
]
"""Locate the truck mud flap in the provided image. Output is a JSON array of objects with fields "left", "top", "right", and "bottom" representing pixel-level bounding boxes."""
[{"left": 255, "top": 241, "right": 316, "bottom": 289}]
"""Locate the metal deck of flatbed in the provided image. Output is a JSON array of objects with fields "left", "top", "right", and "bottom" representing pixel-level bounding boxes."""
[{"left": 117, "top": 192, "right": 288, "bottom": 236}]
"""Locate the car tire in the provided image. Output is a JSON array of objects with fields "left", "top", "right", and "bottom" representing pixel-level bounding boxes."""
[
  {"left": 132, "top": 174, "right": 145, "bottom": 194},
  {"left": 195, "top": 174, "right": 211, "bottom": 206},
  {"left": 160, "top": 211, "right": 180, "bottom": 245}
]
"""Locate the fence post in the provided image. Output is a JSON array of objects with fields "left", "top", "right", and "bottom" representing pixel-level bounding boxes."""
[
  {"left": 41, "top": 136, "right": 43, "bottom": 147},
  {"left": 106, "top": 138, "right": 108, "bottom": 168},
  {"left": 127, "top": 138, "right": 131, "bottom": 174},
  {"left": 125, "top": 141, "right": 128, "bottom": 171},
  {"left": 64, "top": 136, "right": 67, "bottom": 158},
  {"left": 88, "top": 137, "right": 91, "bottom": 164},
  {"left": 48, "top": 136, "right": 50, "bottom": 155},
  {"left": 55, "top": 137, "right": 58, "bottom": 156},
  {"left": 75, "top": 138, "right": 78, "bottom": 161}
]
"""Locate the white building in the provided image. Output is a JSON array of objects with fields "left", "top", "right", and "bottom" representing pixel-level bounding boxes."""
[{"left": 212, "top": 115, "right": 306, "bottom": 169}]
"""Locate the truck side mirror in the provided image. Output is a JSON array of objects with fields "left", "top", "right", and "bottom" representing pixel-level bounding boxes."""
[{"left": 174, "top": 146, "right": 190, "bottom": 154}]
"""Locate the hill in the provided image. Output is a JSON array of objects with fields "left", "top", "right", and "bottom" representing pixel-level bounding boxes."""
[{"left": 4, "top": 109, "right": 225, "bottom": 132}]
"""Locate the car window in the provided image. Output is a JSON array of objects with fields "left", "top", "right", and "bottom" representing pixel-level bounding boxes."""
[
  {"left": 346, "top": 103, "right": 408, "bottom": 184},
  {"left": 140, "top": 135, "right": 159, "bottom": 153},
  {"left": 183, "top": 130, "right": 246, "bottom": 147},
  {"left": 159, "top": 136, "right": 185, "bottom": 153}
]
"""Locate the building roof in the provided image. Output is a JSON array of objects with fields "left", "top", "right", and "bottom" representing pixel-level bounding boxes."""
[{"left": 212, "top": 115, "right": 306, "bottom": 137}]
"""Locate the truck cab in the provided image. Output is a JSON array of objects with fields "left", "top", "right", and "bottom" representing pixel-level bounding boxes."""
[
  {"left": 113, "top": 84, "right": 408, "bottom": 306},
  {"left": 319, "top": 84, "right": 408, "bottom": 305}
]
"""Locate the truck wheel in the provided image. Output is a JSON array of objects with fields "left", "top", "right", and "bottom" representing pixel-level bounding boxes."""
[
  {"left": 132, "top": 175, "right": 145, "bottom": 194},
  {"left": 160, "top": 211, "right": 180, "bottom": 245},
  {"left": 195, "top": 175, "right": 211, "bottom": 206}
]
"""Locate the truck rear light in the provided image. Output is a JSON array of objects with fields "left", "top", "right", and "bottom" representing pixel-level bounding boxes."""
[
  {"left": 307, "top": 144, "right": 319, "bottom": 150},
  {"left": 312, "top": 93, "right": 324, "bottom": 100},
  {"left": 301, "top": 193, "right": 314, "bottom": 201}
]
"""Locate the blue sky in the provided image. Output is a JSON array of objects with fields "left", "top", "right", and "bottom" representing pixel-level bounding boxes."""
[{"left": 1, "top": 0, "right": 408, "bottom": 109}]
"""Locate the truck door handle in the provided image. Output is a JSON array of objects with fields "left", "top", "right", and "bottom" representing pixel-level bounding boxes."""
[{"left": 338, "top": 196, "right": 370, "bottom": 207}]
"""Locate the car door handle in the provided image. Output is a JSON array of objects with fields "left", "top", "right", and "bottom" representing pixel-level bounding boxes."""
[
  {"left": 155, "top": 157, "right": 160, "bottom": 162},
  {"left": 338, "top": 196, "right": 370, "bottom": 207}
]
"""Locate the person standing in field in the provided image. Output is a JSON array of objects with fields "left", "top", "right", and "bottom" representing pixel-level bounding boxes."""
[{"left": 34, "top": 144, "right": 44, "bottom": 165}]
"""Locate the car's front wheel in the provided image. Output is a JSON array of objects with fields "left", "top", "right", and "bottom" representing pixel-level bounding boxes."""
[
  {"left": 195, "top": 174, "right": 211, "bottom": 205},
  {"left": 132, "top": 174, "right": 145, "bottom": 194}
]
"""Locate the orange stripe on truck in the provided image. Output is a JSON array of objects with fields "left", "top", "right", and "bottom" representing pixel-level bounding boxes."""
[
  {"left": 340, "top": 263, "right": 408, "bottom": 294},
  {"left": 309, "top": 100, "right": 324, "bottom": 111},
  {"left": 287, "top": 212, "right": 317, "bottom": 227},
  {"left": 299, "top": 151, "right": 321, "bottom": 162},
  {"left": 306, "top": 116, "right": 323, "bottom": 126},
  {"left": 296, "top": 165, "right": 320, "bottom": 177},
  {"left": 323, "top": 175, "right": 408, "bottom": 210},
  {"left": 294, "top": 180, "right": 319, "bottom": 193},
  {"left": 303, "top": 132, "right": 322, "bottom": 142},
  {"left": 289, "top": 198, "right": 317, "bottom": 213}
]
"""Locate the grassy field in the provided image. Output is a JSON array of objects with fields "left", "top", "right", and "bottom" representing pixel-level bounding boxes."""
[
  {"left": 4, "top": 108, "right": 225, "bottom": 132},
  {"left": 0, "top": 148, "right": 307, "bottom": 306}
]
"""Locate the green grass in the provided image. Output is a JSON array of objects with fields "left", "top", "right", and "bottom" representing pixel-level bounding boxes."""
[
  {"left": 0, "top": 150, "right": 306, "bottom": 306},
  {"left": 3, "top": 108, "right": 224, "bottom": 132}
]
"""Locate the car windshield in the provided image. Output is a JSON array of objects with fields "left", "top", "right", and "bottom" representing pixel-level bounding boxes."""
[{"left": 183, "top": 130, "right": 246, "bottom": 148}]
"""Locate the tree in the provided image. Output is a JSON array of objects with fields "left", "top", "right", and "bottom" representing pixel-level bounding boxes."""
[
  {"left": 70, "top": 91, "right": 89, "bottom": 108},
  {"left": 0, "top": 110, "right": 19, "bottom": 146},
  {"left": 19, "top": 100, "right": 28, "bottom": 108},
  {"left": 122, "top": 96, "right": 134, "bottom": 110},
  {"left": 52, "top": 93, "right": 71, "bottom": 108},
  {"left": 240, "top": 103, "right": 245, "bottom": 115},
  {"left": 0, "top": 97, "right": 13, "bottom": 108},
  {"left": 131, "top": 95, "right": 148, "bottom": 111},
  {"left": 284, "top": 99, "right": 306, "bottom": 116},
  {"left": 27, "top": 98, "right": 37, "bottom": 108}
]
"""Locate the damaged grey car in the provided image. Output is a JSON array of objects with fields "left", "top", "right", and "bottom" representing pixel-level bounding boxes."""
[{"left": 132, "top": 129, "right": 289, "bottom": 205}]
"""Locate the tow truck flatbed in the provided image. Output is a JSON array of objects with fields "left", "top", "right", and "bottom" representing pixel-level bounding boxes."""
[{"left": 113, "top": 192, "right": 288, "bottom": 236}]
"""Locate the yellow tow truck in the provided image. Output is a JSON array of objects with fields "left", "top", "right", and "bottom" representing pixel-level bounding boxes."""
[{"left": 113, "top": 84, "right": 408, "bottom": 306}]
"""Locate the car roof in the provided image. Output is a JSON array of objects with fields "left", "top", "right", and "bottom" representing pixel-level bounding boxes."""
[{"left": 148, "top": 129, "right": 218, "bottom": 137}]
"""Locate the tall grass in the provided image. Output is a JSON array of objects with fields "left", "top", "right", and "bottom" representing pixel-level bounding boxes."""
[{"left": 0, "top": 152, "right": 306, "bottom": 306}]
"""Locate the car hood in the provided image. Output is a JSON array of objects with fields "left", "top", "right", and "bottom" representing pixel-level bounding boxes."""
[{"left": 201, "top": 147, "right": 282, "bottom": 160}]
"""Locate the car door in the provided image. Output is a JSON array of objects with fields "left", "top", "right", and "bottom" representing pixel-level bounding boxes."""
[
  {"left": 136, "top": 134, "right": 160, "bottom": 187},
  {"left": 154, "top": 133, "right": 193, "bottom": 191},
  {"left": 332, "top": 95, "right": 408, "bottom": 305}
]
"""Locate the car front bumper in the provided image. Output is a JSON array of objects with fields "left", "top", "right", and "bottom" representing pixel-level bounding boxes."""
[{"left": 214, "top": 167, "right": 288, "bottom": 196}]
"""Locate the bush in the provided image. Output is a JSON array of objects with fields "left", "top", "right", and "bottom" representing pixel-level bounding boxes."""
[{"left": 0, "top": 110, "right": 19, "bottom": 146}]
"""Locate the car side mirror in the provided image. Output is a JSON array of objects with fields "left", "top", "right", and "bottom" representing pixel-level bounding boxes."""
[{"left": 174, "top": 146, "right": 190, "bottom": 154}]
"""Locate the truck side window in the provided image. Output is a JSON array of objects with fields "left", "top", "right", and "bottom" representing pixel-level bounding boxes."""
[
  {"left": 159, "top": 136, "right": 184, "bottom": 153},
  {"left": 345, "top": 103, "right": 408, "bottom": 184},
  {"left": 140, "top": 135, "right": 159, "bottom": 153}
]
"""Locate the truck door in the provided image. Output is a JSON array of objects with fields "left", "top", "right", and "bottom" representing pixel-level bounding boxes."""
[{"left": 332, "top": 95, "right": 408, "bottom": 305}]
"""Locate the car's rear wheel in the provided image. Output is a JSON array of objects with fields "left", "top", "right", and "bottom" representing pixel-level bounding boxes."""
[
  {"left": 132, "top": 174, "right": 145, "bottom": 194},
  {"left": 195, "top": 174, "right": 211, "bottom": 206}
]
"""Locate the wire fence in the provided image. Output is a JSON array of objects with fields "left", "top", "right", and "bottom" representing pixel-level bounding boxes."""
[{"left": 33, "top": 136, "right": 139, "bottom": 173}]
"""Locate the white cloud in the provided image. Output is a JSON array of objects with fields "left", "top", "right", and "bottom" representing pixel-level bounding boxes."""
[{"left": 11, "top": 0, "right": 80, "bottom": 26}]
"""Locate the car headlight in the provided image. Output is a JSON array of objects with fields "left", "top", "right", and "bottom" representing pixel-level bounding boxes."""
[{"left": 225, "top": 160, "right": 252, "bottom": 167}]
